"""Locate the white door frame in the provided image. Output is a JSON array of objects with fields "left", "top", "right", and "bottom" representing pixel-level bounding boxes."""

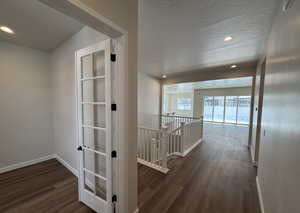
[{"left": 38, "top": 1, "right": 129, "bottom": 212}]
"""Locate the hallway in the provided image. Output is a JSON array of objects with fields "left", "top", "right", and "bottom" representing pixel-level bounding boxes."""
[{"left": 138, "top": 123, "right": 260, "bottom": 213}]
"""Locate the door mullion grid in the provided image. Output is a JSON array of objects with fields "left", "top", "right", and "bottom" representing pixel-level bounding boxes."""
[
  {"left": 212, "top": 96, "right": 215, "bottom": 122},
  {"left": 76, "top": 40, "right": 114, "bottom": 212},
  {"left": 104, "top": 40, "right": 113, "bottom": 211},
  {"left": 77, "top": 52, "right": 84, "bottom": 201},
  {"left": 223, "top": 96, "right": 226, "bottom": 123},
  {"left": 236, "top": 96, "right": 239, "bottom": 125}
]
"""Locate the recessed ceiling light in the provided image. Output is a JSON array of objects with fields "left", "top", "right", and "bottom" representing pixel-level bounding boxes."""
[
  {"left": 231, "top": 65, "right": 237, "bottom": 68},
  {"left": 224, "top": 36, "right": 233, "bottom": 42},
  {"left": 0, "top": 26, "right": 14, "bottom": 34},
  {"left": 162, "top": 74, "right": 167, "bottom": 79}
]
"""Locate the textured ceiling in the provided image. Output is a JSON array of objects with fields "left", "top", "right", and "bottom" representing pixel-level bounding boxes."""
[
  {"left": 164, "top": 77, "right": 252, "bottom": 94},
  {"left": 139, "top": 0, "right": 278, "bottom": 77},
  {"left": 0, "top": 0, "right": 83, "bottom": 51}
]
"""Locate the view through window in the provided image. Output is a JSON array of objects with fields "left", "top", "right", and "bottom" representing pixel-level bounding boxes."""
[
  {"left": 203, "top": 96, "right": 251, "bottom": 125},
  {"left": 177, "top": 98, "right": 192, "bottom": 110}
]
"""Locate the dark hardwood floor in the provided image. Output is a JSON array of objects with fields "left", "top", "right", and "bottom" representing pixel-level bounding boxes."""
[
  {"left": 138, "top": 123, "right": 260, "bottom": 213},
  {"left": 0, "top": 159, "right": 94, "bottom": 213},
  {"left": 0, "top": 123, "right": 259, "bottom": 213}
]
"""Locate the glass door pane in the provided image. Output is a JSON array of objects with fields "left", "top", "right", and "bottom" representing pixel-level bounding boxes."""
[
  {"left": 77, "top": 39, "right": 112, "bottom": 213},
  {"left": 82, "top": 78, "right": 106, "bottom": 103},
  {"left": 237, "top": 96, "right": 251, "bottom": 124},
  {"left": 203, "top": 96, "right": 213, "bottom": 121},
  {"left": 213, "top": 96, "right": 225, "bottom": 122},
  {"left": 225, "top": 96, "right": 238, "bottom": 123},
  {"left": 81, "top": 50, "right": 105, "bottom": 78}
]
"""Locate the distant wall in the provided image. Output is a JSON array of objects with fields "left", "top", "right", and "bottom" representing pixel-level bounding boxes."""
[
  {"left": 50, "top": 26, "right": 108, "bottom": 170},
  {"left": 193, "top": 87, "right": 252, "bottom": 118},
  {"left": 138, "top": 72, "right": 161, "bottom": 128},
  {"left": 164, "top": 92, "right": 194, "bottom": 117},
  {"left": 0, "top": 42, "right": 53, "bottom": 169}
]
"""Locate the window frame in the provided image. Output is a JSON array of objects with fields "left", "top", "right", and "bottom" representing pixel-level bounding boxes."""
[
  {"left": 203, "top": 95, "right": 251, "bottom": 125},
  {"left": 176, "top": 98, "right": 192, "bottom": 111}
]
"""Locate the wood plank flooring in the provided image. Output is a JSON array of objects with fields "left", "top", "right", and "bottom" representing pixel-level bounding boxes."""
[
  {"left": 0, "top": 159, "right": 94, "bottom": 213},
  {"left": 0, "top": 123, "right": 259, "bottom": 213},
  {"left": 138, "top": 123, "right": 260, "bottom": 213}
]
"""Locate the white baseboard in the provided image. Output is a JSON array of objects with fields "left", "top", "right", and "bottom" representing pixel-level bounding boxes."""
[
  {"left": 0, "top": 154, "right": 79, "bottom": 177},
  {"left": 0, "top": 154, "right": 55, "bottom": 174},
  {"left": 250, "top": 146, "right": 258, "bottom": 166},
  {"left": 183, "top": 139, "right": 203, "bottom": 157},
  {"left": 256, "top": 176, "right": 265, "bottom": 213},
  {"left": 168, "top": 152, "right": 184, "bottom": 157},
  {"left": 137, "top": 158, "right": 169, "bottom": 174},
  {"left": 53, "top": 154, "right": 79, "bottom": 177}
]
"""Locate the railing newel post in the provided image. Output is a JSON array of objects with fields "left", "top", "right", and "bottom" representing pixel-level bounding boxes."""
[{"left": 161, "top": 126, "right": 168, "bottom": 170}]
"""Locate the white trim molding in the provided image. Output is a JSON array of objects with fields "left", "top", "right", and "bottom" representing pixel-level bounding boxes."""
[
  {"left": 256, "top": 176, "right": 265, "bottom": 213},
  {"left": 250, "top": 146, "right": 258, "bottom": 166},
  {"left": 0, "top": 154, "right": 80, "bottom": 177},
  {"left": 183, "top": 139, "right": 203, "bottom": 157},
  {"left": 53, "top": 154, "right": 79, "bottom": 177},
  {"left": 0, "top": 154, "right": 55, "bottom": 174},
  {"left": 137, "top": 158, "right": 169, "bottom": 174}
]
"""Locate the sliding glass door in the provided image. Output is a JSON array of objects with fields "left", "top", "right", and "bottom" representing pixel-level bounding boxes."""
[
  {"left": 203, "top": 95, "right": 251, "bottom": 125},
  {"left": 237, "top": 96, "right": 251, "bottom": 124},
  {"left": 213, "top": 96, "right": 225, "bottom": 122},
  {"left": 225, "top": 96, "right": 238, "bottom": 123},
  {"left": 203, "top": 96, "right": 213, "bottom": 121}
]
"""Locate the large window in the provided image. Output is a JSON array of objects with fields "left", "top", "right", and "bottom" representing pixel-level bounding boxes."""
[
  {"left": 203, "top": 95, "right": 251, "bottom": 125},
  {"left": 177, "top": 98, "right": 192, "bottom": 110},
  {"left": 203, "top": 96, "right": 213, "bottom": 121},
  {"left": 237, "top": 96, "right": 251, "bottom": 124},
  {"left": 213, "top": 96, "right": 225, "bottom": 122},
  {"left": 225, "top": 96, "right": 238, "bottom": 123}
]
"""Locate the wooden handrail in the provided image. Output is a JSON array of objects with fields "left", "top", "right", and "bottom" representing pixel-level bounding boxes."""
[
  {"left": 160, "top": 114, "right": 200, "bottom": 120},
  {"left": 138, "top": 126, "right": 161, "bottom": 132}
]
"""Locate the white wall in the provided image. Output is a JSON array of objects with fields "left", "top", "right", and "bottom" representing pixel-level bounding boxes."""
[
  {"left": 257, "top": 1, "right": 300, "bottom": 213},
  {"left": 193, "top": 87, "right": 252, "bottom": 118},
  {"left": 0, "top": 42, "right": 53, "bottom": 169},
  {"left": 164, "top": 92, "right": 194, "bottom": 117},
  {"left": 138, "top": 72, "right": 161, "bottom": 128},
  {"left": 50, "top": 26, "right": 108, "bottom": 170}
]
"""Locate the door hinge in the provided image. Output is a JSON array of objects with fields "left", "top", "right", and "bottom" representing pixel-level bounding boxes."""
[
  {"left": 77, "top": 146, "right": 83, "bottom": 151},
  {"left": 111, "top": 54, "right": 116, "bottom": 62},
  {"left": 111, "top": 150, "right": 117, "bottom": 158},
  {"left": 112, "top": 195, "right": 117, "bottom": 213},
  {"left": 111, "top": 104, "right": 117, "bottom": 111}
]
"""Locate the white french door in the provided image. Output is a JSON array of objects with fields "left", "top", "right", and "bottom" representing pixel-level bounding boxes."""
[{"left": 76, "top": 39, "right": 114, "bottom": 213}]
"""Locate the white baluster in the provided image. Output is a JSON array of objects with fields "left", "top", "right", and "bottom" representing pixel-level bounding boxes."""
[
  {"left": 180, "top": 122, "right": 185, "bottom": 154},
  {"left": 151, "top": 138, "right": 156, "bottom": 163}
]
